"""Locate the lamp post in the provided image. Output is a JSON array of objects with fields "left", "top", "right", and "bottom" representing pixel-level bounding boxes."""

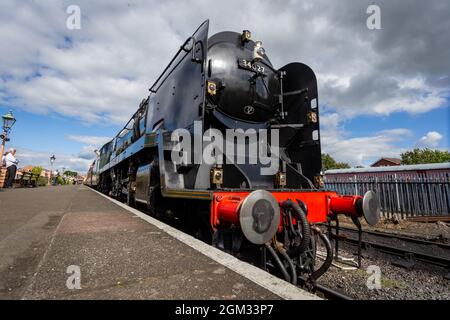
[
  {"left": 49, "top": 155, "right": 56, "bottom": 185},
  {"left": 61, "top": 167, "right": 66, "bottom": 185},
  {"left": 0, "top": 110, "right": 17, "bottom": 159},
  {"left": 0, "top": 110, "right": 16, "bottom": 188}
]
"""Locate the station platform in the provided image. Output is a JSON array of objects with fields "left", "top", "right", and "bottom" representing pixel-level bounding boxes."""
[{"left": 0, "top": 185, "right": 317, "bottom": 300}]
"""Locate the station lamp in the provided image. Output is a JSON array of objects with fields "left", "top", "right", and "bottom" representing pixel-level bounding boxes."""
[
  {"left": 49, "top": 155, "right": 56, "bottom": 186},
  {"left": 2, "top": 110, "right": 16, "bottom": 133}
]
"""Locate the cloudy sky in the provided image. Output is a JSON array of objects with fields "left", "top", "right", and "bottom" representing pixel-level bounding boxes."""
[{"left": 1, "top": 0, "right": 449, "bottom": 173}]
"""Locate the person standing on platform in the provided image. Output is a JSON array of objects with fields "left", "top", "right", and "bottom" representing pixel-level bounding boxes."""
[{"left": 4, "top": 148, "right": 19, "bottom": 188}]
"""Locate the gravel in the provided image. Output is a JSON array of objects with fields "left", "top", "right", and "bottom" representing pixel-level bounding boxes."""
[
  {"left": 317, "top": 242, "right": 450, "bottom": 300},
  {"left": 138, "top": 204, "right": 450, "bottom": 300}
]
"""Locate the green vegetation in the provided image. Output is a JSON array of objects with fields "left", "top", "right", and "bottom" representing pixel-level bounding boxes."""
[
  {"left": 401, "top": 148, "right": 450, "bottom": 165},
  {"left": 63, "top": 170, "right": 78, "bottom": 177},
  {"left": 31, "top": 166, "right": 43, "bottom": 176},
  {"left": 37, "top": 176, "right": 48, "bottom": 186},
  {"left": 56, "top": 176, "right": 65, "bottom": 185},
  {"left": 322, "top": 153, "right": 350, "bottom": 171}
]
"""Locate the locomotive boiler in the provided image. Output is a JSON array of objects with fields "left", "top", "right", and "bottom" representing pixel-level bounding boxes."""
[{"left": 86, "top": 20, "right": 380, "bottom": 286}]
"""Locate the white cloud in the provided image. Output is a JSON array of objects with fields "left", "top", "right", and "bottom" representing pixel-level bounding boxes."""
[
  {"left": 417, "top": 131, "right": 443, "bottom": 148},
  {"left": 0, "top": 0, "right": 449, "bottom": 169},
  {"left": 66, "top": 135, "right": 112, "bottom": 146},
  {"left": 77, "top": 145, "right": 100, "bottom": 160},
  {"left": 13, "top": 147, "right": 92, "bottom": 173},
  {"left": 65, "top": 135, "right": 113, "bottom": 163},
  {"left": 0, "top": 0, "right": 448, "bottom": 126},
  {"left": 377, "top": 128, "right": 413, "bottom": 137},
  {"left": 320, "top": 114, "right": 409, "bottom": 166},
  {"left": 10, "top": 134, "right": 113, "bottom": 173},
  {"left": 322, "top": 134, "right": 406, "bottom": 166}
]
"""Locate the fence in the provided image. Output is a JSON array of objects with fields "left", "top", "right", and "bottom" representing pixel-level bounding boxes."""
[{"left": 324, "top": 175, "right": 450, "bottom": 218}]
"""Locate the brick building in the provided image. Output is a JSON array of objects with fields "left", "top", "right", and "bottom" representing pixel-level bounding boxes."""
[{"left": 370, "top": 157, "right": 402, "bottom": 167}]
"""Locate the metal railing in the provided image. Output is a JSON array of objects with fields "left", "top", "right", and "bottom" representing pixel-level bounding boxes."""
[{"left": 324, "top": 176, "right": 450, "bottom": 218}]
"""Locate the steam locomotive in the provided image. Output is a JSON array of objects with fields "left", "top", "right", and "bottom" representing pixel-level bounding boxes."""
[{"left": 86, "top": 20, "right": 380, "bottom": 286}]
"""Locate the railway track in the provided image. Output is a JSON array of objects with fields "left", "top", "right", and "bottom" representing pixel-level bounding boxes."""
[
  {"left": 310, "top": 283, "right": 353, "bottom": 300},
  {"left": 328, "top": 225, "right": 450, "bottom": 268},
  {"left": 341, "top": 226, "right": 450, "bottom": 249}
]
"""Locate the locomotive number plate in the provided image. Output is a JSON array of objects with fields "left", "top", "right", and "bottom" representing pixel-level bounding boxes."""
[{"left": 238, "top": 59, "right": 266, "bottom": 74}]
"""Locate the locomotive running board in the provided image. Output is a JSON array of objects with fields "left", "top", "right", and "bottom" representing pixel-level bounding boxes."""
[{"left": 161, "top": 188, "right": 213, "bottom": 200}]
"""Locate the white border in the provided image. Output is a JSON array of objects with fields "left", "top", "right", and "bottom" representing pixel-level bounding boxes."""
[{"left": 86, "top": 186, "right": 320, "bottom": 300}]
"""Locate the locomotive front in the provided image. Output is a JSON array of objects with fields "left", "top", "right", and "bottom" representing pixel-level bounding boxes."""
[{"left": 200, "top": 29, "right": 381, "bottom": 283}]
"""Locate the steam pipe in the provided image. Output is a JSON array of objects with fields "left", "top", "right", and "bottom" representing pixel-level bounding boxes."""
[
  {"left": 310, "top": 226, "right": 333, "bottom": 281},
  {"left": 265, "top": 243, "right": 291, "bottom": 283},
  {"left": 279, "top": 248, "right": 297, "bottom": 285},
  {"left": 280, "top": 199, "right": 310, "bottom": 257},
  {"left": 287, "top": 210, "right": 299, "bottom": 237}
]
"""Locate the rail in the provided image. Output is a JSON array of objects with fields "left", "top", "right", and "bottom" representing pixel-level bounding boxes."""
[{"left": 331, "top": 225, "right": 450, "bottom": 268}]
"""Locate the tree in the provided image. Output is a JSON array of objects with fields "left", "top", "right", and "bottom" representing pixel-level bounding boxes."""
[
  {"left": 31, "top": 166, "right": 43, "bottom": 176},
  {"left": 401, "top": 148, "right": 450, "bottom": 165},
  {"left": 63, "top": 170, "right": 78, "bottom": 177},
  {"left": 56, "top": 176, "right": 65, "bottom": 185},
  {"left": 321, "top": 153, "right": 350, "bottom": 171}
]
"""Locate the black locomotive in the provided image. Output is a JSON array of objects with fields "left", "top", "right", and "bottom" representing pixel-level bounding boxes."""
[{"left": 86, "top": 20, "right": 380, "bottom": 286}]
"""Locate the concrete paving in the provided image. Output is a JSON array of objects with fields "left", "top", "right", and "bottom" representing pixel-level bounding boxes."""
[{"left": 0, "top": 185, "right": 317, "bottom": 300}]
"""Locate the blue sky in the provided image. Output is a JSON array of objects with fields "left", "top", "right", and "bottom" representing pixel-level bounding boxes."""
[
  {"left": 346, "top": 109, "right": 448, "bottom": 137},
  {"left": 2, "top": 98, "right": 449, "bottom": 166},
  {"left": 1, "top": 1, "right": 449, "bottom": 172},
  {"left": 1, "top": 107, "right": 118, "bottom": 155},
  {"left": 341, "top": 107, "right": 450, "bottom": 149}
]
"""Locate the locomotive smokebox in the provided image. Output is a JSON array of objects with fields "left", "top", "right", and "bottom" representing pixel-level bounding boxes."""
[{"left": 207, "top": 31, "right": 279, "bottom": 123}]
